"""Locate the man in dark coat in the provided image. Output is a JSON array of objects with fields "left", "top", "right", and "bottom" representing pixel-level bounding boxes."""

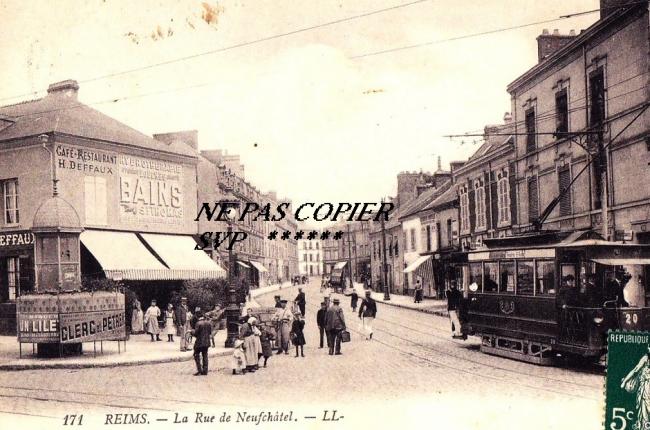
[
  {"left": 191, "top": 311, "right": 212, "bottom": 376},
  {"left": 358, "top": 290, "right": 377, "bottom": 340},
  {"left": 557, "top": 275, "right": 580, "bottom": 308},
  {"left": 316, "top": 302, "right": 328, "bottom": 349},
  {"left": 295, "top": 288, "right": 306, "bottom": 316},
  {"left": 324, "top": 298, "right": 346, "bottom": 355},
  {"left": 175, "top": 297, "right": 190, "bottom": 351},
  {"left": 604, "top": 271, "right": 629, "bottom": 307},
  {"left": 446, "top": 282, "right": 463, "bottom": 338},
  {"left": 274, "top": 295, "right": 283, "bottom": 309}
]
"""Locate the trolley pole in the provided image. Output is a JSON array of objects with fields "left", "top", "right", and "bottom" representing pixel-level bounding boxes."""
[{"left": 380, "top": 199, "right": 390, "bottom": 301}]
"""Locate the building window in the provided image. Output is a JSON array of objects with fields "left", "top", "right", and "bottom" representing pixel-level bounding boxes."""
[
  {"left": 410, "top": 229, "right": 416, "bottom": 251},
  {"left": 555, "top": 88, "right": 569, "bottom": 136},
  {"left": 558, "top": 166, "right": 572, "bottom": 216},
  {"left": 474, "top": 180, "right": 486, "bottom": 230},
  {"left": 589, "top": 66, "right": 605, "bottom": 126},
  {"left": 528, "top": 177, "right": 539, "bottom": 223},
  {"left": 303, "top": 254, "right": 307, "bottom": 262},
  {"left": 426, "top": 225, "right": 432, "bottom": 251},
  {"left": 6, "top": 256, "right": 19, "bottom": 301},
  {"left": 84, "top": 176, "right": 107, "bottom": 225},
  {"left": 3, "top": 179, "right": 19, "bottom": 225},
  {"left": 536, "top": 260, "right": 555, "bottom": 296},
  {"left": 497, "top": 172, "right": 510, "bottom": 225},
  {"left": 394, "top": 238, "right": 399, "bottom": 256},
  {"left": 525, "top": 108, "right": 536, "bottom": 153},
  {"left": 516, "top": 260, "right": 534, "bottom": 295},
  {"left": 459, "top": 187, "right": 470, "bottom": 233}
]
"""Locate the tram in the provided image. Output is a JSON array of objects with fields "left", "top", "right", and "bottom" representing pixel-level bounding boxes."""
[{"left": 460, "top": 231, "right": 650, "bottom": 364}]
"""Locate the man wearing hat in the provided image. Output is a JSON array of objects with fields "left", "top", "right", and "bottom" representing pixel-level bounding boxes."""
[
  {"left": 558, "top": 275, "right": 579, "bottom": 308},
  {"left": 325, "top": 297, "right": 346, "bottom": 355},
  {"left": 358, "top": 290, "right": 377, "bottom": 340},
  {"left": 274, "top": 295, "right": 283, "bottom": 309},
  {"left": 446, "top": 281, "right": 463, "bottom": 338},
  {"left": 273, "top": 299, "right": 294, "bottom": 354},
  {"left": 190, "top": 311, "right": 212, "bottom": 376},
  {"left": 175, "top": 297, "right": 190, "bottom": 351}
]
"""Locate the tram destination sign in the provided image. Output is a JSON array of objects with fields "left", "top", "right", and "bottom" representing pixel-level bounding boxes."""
[{"left": 469, "top": 248, "right": 556, "bottom": 261}]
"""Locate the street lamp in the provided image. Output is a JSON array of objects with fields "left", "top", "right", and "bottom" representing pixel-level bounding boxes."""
[{"left": 223, "top": 200, "right": 241, "bottom": 348}]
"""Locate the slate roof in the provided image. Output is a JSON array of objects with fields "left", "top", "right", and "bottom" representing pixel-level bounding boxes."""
[
  {"left": 398, "top": 180, "right": 452, "bottom": 220},
  {"left": 0, "top": 91, "right": 197, "bottom": 158},
  {"left": 421, "top": 184, "right": 457, "bottom": 211}
]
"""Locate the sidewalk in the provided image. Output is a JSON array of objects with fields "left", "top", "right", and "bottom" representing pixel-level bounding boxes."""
[
  {"left": 348, "top": 282, "right": 448, "bottom": 317},
  {"left": 0, "top": 281, "right": 292, "bottom": 371}
]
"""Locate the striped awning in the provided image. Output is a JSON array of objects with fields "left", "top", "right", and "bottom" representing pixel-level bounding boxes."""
[
  {"left": 81, "top": 230, "right": 170, "bottom": 281},
  {"left": 403, "top": 255, "right": 431, "bottom": 273},
  {"left": 250, "top": 261, "right": 269, "bottom": 272},
  {"left": 334, "top": 261, "right": 347, "bottom": 269},
  {"left": 238, "top": 261, "right": 251, "bottom": 268}
]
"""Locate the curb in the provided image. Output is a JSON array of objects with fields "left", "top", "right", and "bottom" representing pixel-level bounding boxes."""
[{"left": 0, "top": 348, "right": 232, "bottom": 371}]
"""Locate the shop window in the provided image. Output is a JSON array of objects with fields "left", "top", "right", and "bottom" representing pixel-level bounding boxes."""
[
  {"left": 555, "top": 88, "right": 569, "bottom": 135},
  {"left": 3, "top": 179, "right": 19, "bottom": 225},
  {"left": 469, "top": 262, "right": 483, "bottom": 292},
  {"left": 525, "top": 108, "right": 536, "bottom": 153},
  {"left": 536, "top": 260, "right": 555, "bottom": 296},
  {"left": 499, "top": 261, "right": 515, "bottom": 293},
  {"left": 516, "top": 260, "right": 534, "bottom": 295},
  {"left": 84, "top": 176, "right": 107, "bottom": 225},
  {"left": 6, "top": 256, "right": 19, "bottom": 300},
  {"left": 484, "top": 262, "right": 498, "bottom": 292}
]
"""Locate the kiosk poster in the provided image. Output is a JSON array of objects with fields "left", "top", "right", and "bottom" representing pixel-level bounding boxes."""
[{"left": 4, "top": 1, "right": 650, "bottom": 430}]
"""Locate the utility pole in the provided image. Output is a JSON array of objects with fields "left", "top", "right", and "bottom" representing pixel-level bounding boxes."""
[
  {"left": 346, "top": 223, "right": 354, "bottom": 288},
  {"left": 380, "top": 199, "right": 390, "bottom": 300}
]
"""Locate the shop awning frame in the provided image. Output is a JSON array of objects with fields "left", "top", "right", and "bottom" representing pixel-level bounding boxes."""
[
  {"left": 591, "top": 258, "right": 650, "bottom": 266},
  {"left": 403, "top": 255, "right": 432, "bottom": 273},
  {"left": 249, "top": 261, "right": 269, "bottom": 272},
  {"left": 334, "top": 261, "right": 347, "bottom": 270},
  {"left": 237, "top": 261, "right": 251, "bottom": 268}
]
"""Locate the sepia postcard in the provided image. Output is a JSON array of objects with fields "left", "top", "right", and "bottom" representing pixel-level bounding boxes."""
[{"left": 1, "top": 1, "right": 650, "bottom": 429}]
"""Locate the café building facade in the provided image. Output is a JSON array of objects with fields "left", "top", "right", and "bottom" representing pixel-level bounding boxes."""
[{"left": 0, "top": 80, "right": 224, "bottom": 335}]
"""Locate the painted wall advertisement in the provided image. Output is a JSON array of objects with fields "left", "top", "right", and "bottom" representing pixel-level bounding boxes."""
[
  {"left": 119, "top": 155, "right": 184, "bottom": 225},
  {"left": 59, "top": 310, "right": 126, "bottom": 344}
]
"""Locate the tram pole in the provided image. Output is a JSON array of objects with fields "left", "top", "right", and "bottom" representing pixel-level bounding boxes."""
[
  {"left": 380, "top": 198, "right": 390, "bottom": 301},
  {"left": 346, "top": 224, "right": 354, "bottom": 288}
]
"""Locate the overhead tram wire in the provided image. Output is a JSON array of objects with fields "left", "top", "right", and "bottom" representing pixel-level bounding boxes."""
[
  {"left": 0, "top": 0, "right": 432, "bottom": 104},
  {"left": 0, "top": 2, "right": 647, "bottom": 104},
  {"left": 350, "top": 0, "right": 650, "bottom": 59}
]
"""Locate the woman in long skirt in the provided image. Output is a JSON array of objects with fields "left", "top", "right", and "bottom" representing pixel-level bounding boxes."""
[
  {"left": 131, "top": 299, "right": 144, "bottom": 334},
  {"left": 164, "top": 303, "right": 176, "bottom": 342},
  {"left": 291, "top": 313, "right": 306, "bottom": 357},
  {"left": 240, "top": 318, "right": 258, "bottom": 372},
  {"left": 144, "top": 300, "right": 162, "bottom": 342}
]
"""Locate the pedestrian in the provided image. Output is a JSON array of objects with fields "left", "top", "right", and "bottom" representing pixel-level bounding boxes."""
[
  {"left": 232, "top": 339, "right": 247, "bottom": 375},
  {"left": 144, "top": 300, "right": 162, "bottom": 342},
  {"left": 316, "top": 301, "right": 328, "bottom": 349},
  {"left": 295, "top": 287, "right": 306, "bottom": 316},
  {"left": 291, "top": 313, "right": 306, "bottom": 357},
  {"left": 251, "top": 318, "right": 264, "bottom": 367},
  {"left": 273, "top": 299, "right": 294, "bottom": 354},
  {"left": 175, "top": 297, "right": 190, "bottom": 351},
  {"left": 190, "top": 306, "right": 201, "bottom": 329},
  {"left": 191, "top": 311, "right": 212, "bottom": 376},
  {"left": 446, "top": 281, "right": 463, "bottom": 338},
  {"left": 164, "top": 303, "right": 176, "bottom": 342},
  {"left": 131, "top": 298, "right": 144, "bottom": 334},
  {"left": 274, "top": 295, "right": 283, "bottom": 309},
  {"left": 358, "top": 290, "right": 377, "bottom": 340},
  {"left": 414, "top": 277, "right": 423, "bottom": 303},
  {"left": 350, "top": 290, "right": 359, "bottom": 312},
  {"left": 259, "top": 328, "right": 274, "bottom": 368},
  {"left": 324, "top": 297, "right": 346, "bottom": 355},
  {"left": 240, "top": 317, "right": 258, "bottom": 372},
  {"left": 205, "top": 304, "right": 224, "bottom": 348}
]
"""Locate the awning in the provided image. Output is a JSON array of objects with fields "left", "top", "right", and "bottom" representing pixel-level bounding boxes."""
[
  {"left": 334, "top": 261, "right": 347, "bottom": 269},
  {"left": 80, "top": 230, "right": 171, "bottom": 280},
  {"left": 403, "top": 255, "right": 432, "bottom": 273},
  {"left": 237, "top": 261, "right": 251, "bottom": 268},
  {"left": 592, "top": 258, "right": 650, "bottom": 266},
  {"left": 249, "top": 261, "right": 269, "bottom": 272},
  {"left": 140, "top": 233, "right": 226, "bottom": 279}
]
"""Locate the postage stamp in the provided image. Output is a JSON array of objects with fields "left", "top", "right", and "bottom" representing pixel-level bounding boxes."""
[{"left": 606, "top": 331, "right": 650, "bottom": 430}]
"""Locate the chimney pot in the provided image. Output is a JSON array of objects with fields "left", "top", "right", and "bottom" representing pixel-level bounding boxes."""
[
  {"left": 569, "top": 29, "right": 576, "bottom": 36},
  {"left": 553, "top": 29, "right": 560, "bottom": 35},
  {"left": 542, "top": 28, "right": 549, "bottom": 35}
]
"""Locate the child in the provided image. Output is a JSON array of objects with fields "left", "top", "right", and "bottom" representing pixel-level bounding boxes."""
[
  {"left": 232, "top": 339, "right": 246, "bottom": 375},
  {"left": 291, "top": 313, "right": 306, "bottom": 358},
  {"left": 259, "top": 328, "right": 274, "bottom": 368}
]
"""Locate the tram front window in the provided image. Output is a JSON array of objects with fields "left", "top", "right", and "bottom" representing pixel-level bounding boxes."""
[
  {"left": 484, "top": 262, "right": 498, "bottom": 293},
  {"left": 469, "top": 263, "right": 482, "bottom": 292},
  {"left": 536, "top": 260, "right": 555, "bottom": 296},
  {"left": 516, "top": 260, "right": 534, "bottom": 295},
  {"left": 500, "top": 261, "right": 515, "bottom": 294}
]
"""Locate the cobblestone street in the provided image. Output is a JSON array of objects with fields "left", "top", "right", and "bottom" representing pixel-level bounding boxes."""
[{"left": 0, "top": 280, "right": 603, "bottom": 430}]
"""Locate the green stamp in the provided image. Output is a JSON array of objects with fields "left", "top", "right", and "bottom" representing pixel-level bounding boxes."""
[{"left": 606, "top": 331, "right": 650, "bottom": 430}]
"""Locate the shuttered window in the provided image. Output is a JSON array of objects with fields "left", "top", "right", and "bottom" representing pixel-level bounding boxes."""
[
  {"left": 525, "top": 108, "right": 536, "bottom": 153},
  {"left": 558, "top": 167, "right": 572, "bottom": 216},
  {"left": 475, "top": 183, "right": 486, "bottom": 230},
  {"left": 555, "top": 88, "right": 569, "bottom": 135},
  {"left": 497, "top": 174, "right": 510, "bottom": 224},
  {"left": 528, "top": 177, "right": 539, "bottom": 223}
]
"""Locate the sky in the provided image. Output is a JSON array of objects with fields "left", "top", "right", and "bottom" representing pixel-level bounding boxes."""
[{"left": 0, "top": 0, "right": 600, "bottom": 207}]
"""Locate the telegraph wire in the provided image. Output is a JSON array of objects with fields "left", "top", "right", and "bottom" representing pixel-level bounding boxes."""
[{"left": 0, "top": 0, "right": 432, "bottom": 103}]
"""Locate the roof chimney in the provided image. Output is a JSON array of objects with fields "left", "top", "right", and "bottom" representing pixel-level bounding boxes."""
[
  {"left": 536, "top": 29, "right": 577, "bottom": 62},
  {"left": 46, "top": 80, "right": 79, "bottom": 100}
]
